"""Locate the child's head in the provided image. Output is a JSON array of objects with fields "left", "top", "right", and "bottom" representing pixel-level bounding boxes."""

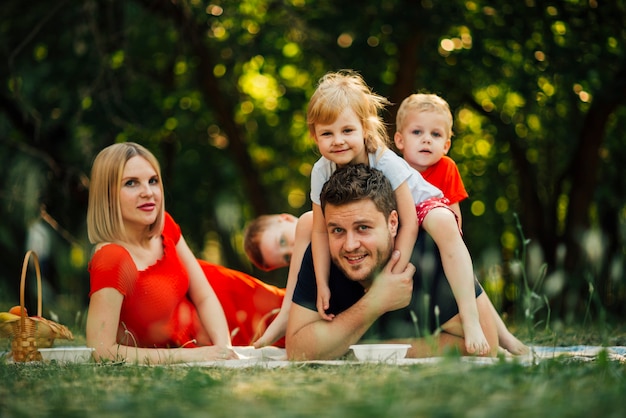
[
  {"left": 394, "top": 93, "right": 454, "bottom": 172},
  {"left": 243, "top": 214, "right": 298, "bottom": 271},
  {"left": 395, "top": 93, "right": 453, "bottom": 138},
  {"left": 307, "top": 70, "right": 390, "bottom": 154}
]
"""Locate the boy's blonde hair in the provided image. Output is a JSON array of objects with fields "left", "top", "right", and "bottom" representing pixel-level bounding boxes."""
[
  {"left": 396, "top": 93, "right": 453, "bottom": 138},
  {"left": 87, "top": 142, "right": 165, "bottom": 244},
  {"left": 307, "top": 70, "right": 390, "bottom": 153}
]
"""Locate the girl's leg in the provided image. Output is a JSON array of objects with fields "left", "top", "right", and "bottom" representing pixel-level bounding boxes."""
[
  {"left": 438, "top": 292, "right": 499, "bottom": 357},
  {"left": 485, "top": 298, "right": 529, "bottom": 355},
  {"left": 421, "top": 207, "right": 490, "bottom": 355}
]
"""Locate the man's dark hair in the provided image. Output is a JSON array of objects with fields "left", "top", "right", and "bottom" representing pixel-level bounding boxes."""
[{"left": 320, "top": 164, "right": 397, "bottom": 217}]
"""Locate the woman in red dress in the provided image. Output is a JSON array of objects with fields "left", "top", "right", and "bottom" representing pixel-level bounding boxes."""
[{"left": 86, "top": 142, "right": 284, "bottom": 364}]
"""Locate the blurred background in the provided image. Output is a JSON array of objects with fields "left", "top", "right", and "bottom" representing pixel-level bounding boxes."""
[{"left": 1, "top": 0, "right": 624, "bottom": 331}]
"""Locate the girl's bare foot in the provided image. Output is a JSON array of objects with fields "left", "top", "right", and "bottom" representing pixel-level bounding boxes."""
[{"left": 500, "top": 331, "right": 530, "bottom": 355}]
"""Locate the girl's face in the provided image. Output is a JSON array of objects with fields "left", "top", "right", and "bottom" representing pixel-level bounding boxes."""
[
  {"left": 258, "top": 214, "right": 298, "bottom": 270},
  {"left": 394, "top": 110, "right": 451, "bottom": 172},
  {"left": 119, "top": 156, "right": 162, "bottom": 232},
  {"left": 313, "top": 108, "right": 369, "bottom": 167}
]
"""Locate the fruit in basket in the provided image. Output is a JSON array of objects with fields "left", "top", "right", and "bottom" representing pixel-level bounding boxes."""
[
  {"left": 0, "top": 311, "right": 20, "bottom": 323},
  {"left": 0, "top": 308, "right": 74, "bottom": 343},
  {"left": 8, "top": 306, "right": 26, "bottom": 316},
  {"left": 0, "top": 311, "right": 20, "bottom": 338}
]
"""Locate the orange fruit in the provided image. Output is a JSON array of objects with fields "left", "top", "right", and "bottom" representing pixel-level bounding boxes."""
[{"left": 8, "top": 306, "right": 27, "bottom": 316}]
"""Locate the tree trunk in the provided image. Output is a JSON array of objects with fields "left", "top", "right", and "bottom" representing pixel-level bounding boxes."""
[{"left": 136, "top": 0, "right": 269, "bottom": 215}]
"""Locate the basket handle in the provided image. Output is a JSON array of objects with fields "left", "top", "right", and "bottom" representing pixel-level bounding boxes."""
[{"left": 19, "top": 250, "right": 42, "bottom": 330}]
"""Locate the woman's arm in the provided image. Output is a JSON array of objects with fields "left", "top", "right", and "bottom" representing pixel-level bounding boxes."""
[
  {"left": 392, "top": 181, "right": 419, "bottom": 274},
  {"left": 176, "top": 235, "right": 232, "bottom": 348},
  {"left": 86, "top": 288, "right": 236, "bottom": 364}
]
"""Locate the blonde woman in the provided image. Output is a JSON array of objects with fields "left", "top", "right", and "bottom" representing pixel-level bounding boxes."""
[{"left": 86, "top": 142, "right": 284, "bottom": 364}]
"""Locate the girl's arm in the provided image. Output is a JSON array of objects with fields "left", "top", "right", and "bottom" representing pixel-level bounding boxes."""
[
  {"left": 312, "top": 203, "right": 334, "bottom": 320},
  {"left": 392, "top": 181, "right": 420, "bottom": 274},
  {"left": 176, "top": 235, "right": 232, "bottom": 348},
  {"left": 253, "top": 211, "right": 313, "bottom": 347},
  {"left": 278, "top": 211, "right": 313, "bottom": 317},
  {"left": 283, "top": 211, "right": 313, "bottom": 310}
]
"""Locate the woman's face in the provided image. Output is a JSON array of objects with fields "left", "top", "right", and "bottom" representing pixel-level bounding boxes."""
[{"left": 119, "top": 156, "right": 162, "bottom": 231}]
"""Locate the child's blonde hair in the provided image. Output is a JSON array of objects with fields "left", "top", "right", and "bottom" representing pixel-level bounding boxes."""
[
  {"left": 396, "top": 93, "right": 453, "bottom": 139},
  {"left": 307, "top": 70, "right": 390, "bottom": 153}
]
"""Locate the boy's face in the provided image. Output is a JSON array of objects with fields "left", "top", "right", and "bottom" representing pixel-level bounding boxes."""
[
  {"left": 259, "top": 214, "right": 298, "bottom": 270},
  {"left": 394, "top": 110, "right": 451, "bottom": 173}
]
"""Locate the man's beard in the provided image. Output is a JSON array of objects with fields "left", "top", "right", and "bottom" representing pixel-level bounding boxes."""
[{"left": 333, "top": 235, "right": 394, "bottom": 283}]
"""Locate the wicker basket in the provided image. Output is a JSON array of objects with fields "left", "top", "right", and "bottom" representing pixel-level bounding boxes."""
[{"left": 6, "top": 251, "right": 74, "bottom": 362}]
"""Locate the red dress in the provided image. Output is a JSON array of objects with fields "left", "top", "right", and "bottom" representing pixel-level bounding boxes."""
[{"left": 88, "top": 212, "right": 285, "bottom": 348}]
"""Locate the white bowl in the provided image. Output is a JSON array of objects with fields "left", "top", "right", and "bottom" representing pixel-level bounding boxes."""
[
  {"left": 350, "top": 344, "right": 411, "bottom": 361},
  {"left": 39, "top": 347, "right": 95, "bottom": 363}
]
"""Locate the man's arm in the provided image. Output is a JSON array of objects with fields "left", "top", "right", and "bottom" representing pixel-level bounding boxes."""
[{"left": 286, "top": 251, "right": 415, "bottom": 360}]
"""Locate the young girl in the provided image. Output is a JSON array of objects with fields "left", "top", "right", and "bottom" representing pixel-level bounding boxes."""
[{"left": 308, "top": 71, "right": 490, "bottom": 355}]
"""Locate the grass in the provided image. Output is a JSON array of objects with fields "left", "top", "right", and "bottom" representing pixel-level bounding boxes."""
[
  {"left": 1, "top": 323, "right": 625, "bottom": 418},
  {"left": 2, "top": 219, "right": 624, "bottom": 418}
]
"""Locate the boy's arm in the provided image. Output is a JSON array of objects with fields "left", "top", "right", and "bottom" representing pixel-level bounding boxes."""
[{"left": 392, "top": 182, "right": 419, "bottom": 274}]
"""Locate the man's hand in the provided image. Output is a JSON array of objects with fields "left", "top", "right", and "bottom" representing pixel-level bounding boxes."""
[{"left": 366, "top": 250, "right": 415, "bottom": 315}]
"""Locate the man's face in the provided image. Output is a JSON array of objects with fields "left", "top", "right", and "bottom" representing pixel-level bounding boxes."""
[{"left": 324, "top": 199, "right": 398, "bottom": 287}]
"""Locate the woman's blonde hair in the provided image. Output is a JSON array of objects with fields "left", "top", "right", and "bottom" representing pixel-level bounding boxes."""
[
  {"left": 307, "top": 70, "right": 390, "bottom": 153},
  {"left": 87, "top": 142, "right": 165, "bottom": 244}
]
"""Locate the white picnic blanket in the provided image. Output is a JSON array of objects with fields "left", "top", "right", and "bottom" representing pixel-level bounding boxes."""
[
  {"left": 3, "top": 345, "right": 625, "bottom": 367},
  {"left": 178, "top": 345, "right": 626, "bottom": 368}
]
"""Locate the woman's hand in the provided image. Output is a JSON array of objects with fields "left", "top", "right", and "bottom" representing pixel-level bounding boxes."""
[{"left": 191, "top": 345, "right": 239, "bottom": 361}]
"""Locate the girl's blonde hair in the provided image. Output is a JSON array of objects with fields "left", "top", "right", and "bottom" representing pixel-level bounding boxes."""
[
  {"left": 396, "top": 93, "right": 454, "bottom": 138},
  {"left": 307, "top": 70, "right": 390, "bottom": 153},
  {"left": 87, "top": 142, "right": 165, "bottom": 244}
]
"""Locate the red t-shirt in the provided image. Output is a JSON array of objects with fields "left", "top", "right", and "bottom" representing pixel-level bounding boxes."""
[
  {"left": 89, "top": 212, "right": 285, "bottom": 347},
  {"left": 420, "top": 156, "right": 468, "bottom": 205}
]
